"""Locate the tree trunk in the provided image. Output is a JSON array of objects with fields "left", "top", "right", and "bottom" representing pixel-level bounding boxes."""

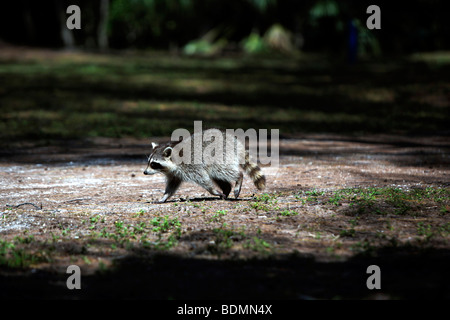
[
  {"left": 97, "top": 0, "right": 109, "bottom": 51},
  {"left": 55, "top": 0, "right": 75, "bottom": 49}
]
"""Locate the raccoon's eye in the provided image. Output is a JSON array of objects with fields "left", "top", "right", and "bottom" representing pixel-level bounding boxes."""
[{"left": 150, "top": 161, "right": 163, "bottom": 170}]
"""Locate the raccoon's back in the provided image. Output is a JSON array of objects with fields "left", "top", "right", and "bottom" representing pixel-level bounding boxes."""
[
  {"left": 171, "top": 129, "right": 245, "bottom": 167},
  {"left": 173, "top": 163, "right": 241, "bottom": 184}
]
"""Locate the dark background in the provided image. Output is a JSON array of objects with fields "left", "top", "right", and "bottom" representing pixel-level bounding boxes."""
[
  {"left": 0, "top": 1, "right": 449, "bottom": 300},
  {"left": 1, "top": 0, "right": 448, "bottom": 55}
]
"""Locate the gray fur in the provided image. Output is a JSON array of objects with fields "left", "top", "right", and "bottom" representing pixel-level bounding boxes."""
[{"left": 144, "top": 129, "right": 265, "bottom": 203}]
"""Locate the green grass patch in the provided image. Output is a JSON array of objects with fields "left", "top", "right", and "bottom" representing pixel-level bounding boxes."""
[
  {"left": 84, "top": 213, "right": 182, "bottom": 250},
  {"left": 249, "top": 193, "right": 280, "bottom": 212},
  {"left": 0, "top": 237, "right": 49, "bottom": 269},
  {"left": 294, "top": 186, "right": 449, "bottom": 217},
  {"left": 325, "top": 186, "right": 450, "bottom": 216}
]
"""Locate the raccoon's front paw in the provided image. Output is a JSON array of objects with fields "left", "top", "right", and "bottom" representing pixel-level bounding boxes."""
[{"left": 154, "top": 193, "right": 171, "bottom": 203}]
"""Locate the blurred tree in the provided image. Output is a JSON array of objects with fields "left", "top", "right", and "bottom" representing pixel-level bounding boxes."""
[
  {"left": 108, "top": 0, "right": 195, "bottom": 49},
  {"left": 98, "top": 0, "right": 110, "bottom": 50},
  {"left": 0, "top": 0, "right": 448, "bottom": 54},
  {"left": 304, "top": 0, "right": 344, "bottom": 53},
  {"left": 263, "top": 24, "right": 296, "bottom": 54},
  {"left": 55, "top": 0, "right": 75, "bottom": 49},
  {"left": 247, "top": 0, "right": 276, "bottom": 12},
  {"left": 241, "top": 31, "right": 267, "bottom": 54}
]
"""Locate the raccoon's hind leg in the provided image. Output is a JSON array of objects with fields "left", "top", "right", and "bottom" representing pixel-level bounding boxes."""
[
  {"left": 158, "top": 176, "right": 182, "bottom": 203},
  {"left": 200, "top": 180, "right": 227, "bottom": 200},
  {"left": 213, "top": 179, "right": 232, "bottom": 199},
  {"left": 234, "top": 172, "right": 243, "bottom": 199}
]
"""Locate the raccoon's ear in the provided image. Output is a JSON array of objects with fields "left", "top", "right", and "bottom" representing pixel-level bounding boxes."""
[
  {"left": 163, "top": 146, "right": 173, "bottom": 158},
  {"left": 151, "top": 142, "right": 159, "bottom": 149}
]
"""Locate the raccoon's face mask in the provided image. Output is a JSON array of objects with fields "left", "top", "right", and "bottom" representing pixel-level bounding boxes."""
[
  {"left": 143, "top": 161, "right": 159, "bottom": 175},
  {"left": 143, "top": 142, "right": 172, "bottom": 175}
]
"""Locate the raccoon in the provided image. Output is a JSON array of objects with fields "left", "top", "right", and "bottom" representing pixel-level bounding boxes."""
[{"left": 144, "top": 129, "right": 266, "bottom": 203}]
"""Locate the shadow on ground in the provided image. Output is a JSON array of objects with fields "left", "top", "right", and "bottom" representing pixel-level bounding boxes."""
[
  {"left": 2, "top": 245, "right": 449, "bottom": 299},
  {"left": 1, "top": 50, "right": 449, "bottom": 145},
  {"left": 1, "top": 49, "right": 449, "bottom": 300}
]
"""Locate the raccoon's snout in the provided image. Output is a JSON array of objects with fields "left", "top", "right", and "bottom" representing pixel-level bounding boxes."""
[
  {"left": 144, "top": 168, "right": 157, "bottom": 175},
  {"left": 144, "top": 167, "right": 159, "bottom": 175}
]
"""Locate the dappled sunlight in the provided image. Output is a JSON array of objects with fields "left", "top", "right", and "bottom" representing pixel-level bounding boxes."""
[
  {"left": 0, "top": 48, "right": 449, "bottom": 300},
  {"left": 1, "top": 0, "right": 449, "bottom": 300},
  {"left": 1, "top": 50, "right": 449, "bottom": 145}
]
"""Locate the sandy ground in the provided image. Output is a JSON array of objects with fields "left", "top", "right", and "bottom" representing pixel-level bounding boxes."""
[
  {"left": 0, "top": 134, "right": 449, "bottom": 299},
  {"left": 2, "top": 134, "right": 448, "bottom": 210}
]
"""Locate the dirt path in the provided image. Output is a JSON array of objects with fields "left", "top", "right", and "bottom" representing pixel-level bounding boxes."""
[
  {"left": 2, "top": 134, "right": 447, "bottom": 212},
  {"left": 1, "top": 134, "right": 449, "bottom": 299}
]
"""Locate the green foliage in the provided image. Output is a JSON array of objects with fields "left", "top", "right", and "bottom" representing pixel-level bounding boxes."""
[
  {"left": 279, "top": 209, "right": 298, "bottom": 216},
  {"left": 183, "top": 38, "right": 228, "bottom": 56},
  {"left": 249, "top": 193, "right": 279, "bottom": 211},
  {"left": 86, "top": 213, "right": 182, "bottom": 250},
  {"left": 241, "top": 24, "right": 298, "bottom": 55},
  {"left": 309, "top": 0, "right": 340, "bottom": 20},
  {"left": 208, "top": 224, "right": 271, "bottom": 257},
  {"left": 210, "top": 210, "right": 228, "bottom": 222},
  {"left": 0, "top": 238, "right": 47, "bottom": 269},
  {"left": 150, "top": 216, "right": 181, "bottom": 233},
  {"left": 244, "top": 236, "right": 272, "bottom": 254},
  {"left": 247, "top": 0, "right": 276, "bottom": 12},
  {"left": 109, "top": 0, "right": 194, "bottom": 47},
  {"left": 323, "top": 187, "right": 450, "bottom": 216},
  {"left": 241, "top": 32, "right": 268, "bottom": 54},
  {"left": 296, "top": 188, "right": 326, "bottom": 205},
  {"left": 207, "top": 226, "right": 241, "bottom": 256},
  {"left": 416, "top": 222, "right": 450, "bottom": 242}
]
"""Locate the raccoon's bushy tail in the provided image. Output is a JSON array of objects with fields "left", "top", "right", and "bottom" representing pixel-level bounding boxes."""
[{"left": 241, "top": 152, "right": 266, "bottom": 190}]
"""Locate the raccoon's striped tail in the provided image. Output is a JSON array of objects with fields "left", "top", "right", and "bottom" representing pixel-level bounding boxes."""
[{"left": 241, "top": 152, "right": 266, "bottom": 190}]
